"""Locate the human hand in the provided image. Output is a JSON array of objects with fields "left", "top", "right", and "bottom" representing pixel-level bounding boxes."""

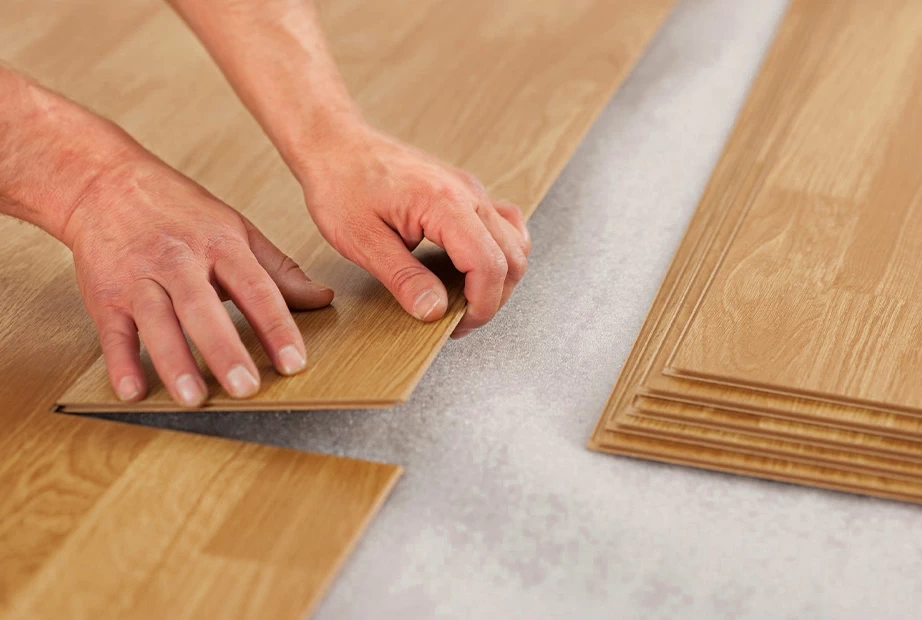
[
  {"left": 64, "top": 152, "right": 333, "bottom": 407},
  {"left": 295, "top": 124, "right": 531, "bottom": 338}
]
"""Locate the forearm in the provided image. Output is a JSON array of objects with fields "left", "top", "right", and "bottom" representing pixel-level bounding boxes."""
[
  {"left": 0, "top": 66, "right": 135, "bottom": 247},
  {"left": 166, "top": 0, "right": 364, "bottom": 180}
]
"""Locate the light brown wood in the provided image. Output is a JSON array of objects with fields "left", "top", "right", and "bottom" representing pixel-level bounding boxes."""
[
  {"left": 590, "top": 0, "right": 922, "bottom": 504},
  {"left": 49, "top": 0, "right": 678, "bottom": 412},
  {"left": 0, "top": 216, "right": 402, "bottom": 618},
  {"left": 618, "top": 0, "right": 922, "bottom": 445},
  {"left": 667, "top": 0, "right": 922, "bottom": 414},
  {"left": 636, "top": 395, "right": 922, "bottom": 465}
]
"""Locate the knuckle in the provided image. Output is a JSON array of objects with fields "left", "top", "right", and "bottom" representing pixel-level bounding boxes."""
[
  {"left": 98, "top": 325, "right": 131, "bottom": 351},
  {"left": 484, "top": 251, "right": 509, "bottom": 281},
  {"left": 388, "top": 263, "right": 427, "bottom": 298},
  {"left": 278, "top": 255, "right": 302, "bottom": 276},
  {"left": 506, "top": 251, "right": 528, "bottom": 281},
  {"left": 261, "top": 315, "right": 295, "bottom": 341},
  {"left": 238, "top": 277, "right": 279, "bottom": 309},
  {"left": 201, "top": 338, "right": 240, "bottom": 364},
  {"left": 423, "top": 180, "right": 466, "bottom": 208}
]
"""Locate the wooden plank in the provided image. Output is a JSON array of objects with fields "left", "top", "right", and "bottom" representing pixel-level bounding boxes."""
[
  {"left": 0, "top": 216, "right": 402, "bottom": 618},
  {"left": 590, "top": 0, "right": 922, "bottom": 504},
  {"left": 635, "top": 395, "right": 922, "bottom": 466},
  {"left": 46, "top": 0, "right": 678, "bottom": 412},
  {"left": 666, "top": 0, "right": 922, "bottom": 414}
]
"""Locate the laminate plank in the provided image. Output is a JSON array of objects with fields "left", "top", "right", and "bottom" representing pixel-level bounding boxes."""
[
  {"left": 667, "top": 0, "right": 922, "bottom": 414},
  {"left": 0, "top": 212, "right": 402, "bottom": 618},
  {"left": 589, "top": 0, "right": 922, "bottom": 503},
  {"left": 45, "top": 0, "right": 678, "bottom": 412},
  {"left": 635, "top": 395, "right": 922, "bottom": 467}
]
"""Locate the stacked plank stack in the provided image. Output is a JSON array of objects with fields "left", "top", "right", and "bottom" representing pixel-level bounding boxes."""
[{"left": 590, "top": 0, "right": 922, "bottom": 504}]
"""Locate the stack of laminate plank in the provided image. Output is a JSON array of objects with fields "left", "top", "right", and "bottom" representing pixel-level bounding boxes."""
[{"left": 590, "top": 0, "right": 922, "bottom": 504}]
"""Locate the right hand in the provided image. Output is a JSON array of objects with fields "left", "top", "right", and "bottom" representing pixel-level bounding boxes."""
[{"left": 64, "top": 152, "right": 333, "bottom": 407}]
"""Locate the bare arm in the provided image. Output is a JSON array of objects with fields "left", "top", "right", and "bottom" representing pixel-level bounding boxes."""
[
  {"left": 167, "top": 0, "right": 531, "bottom": 336},
  {"left": 0, "top": 65, "right": 332, "bottom": 406}
]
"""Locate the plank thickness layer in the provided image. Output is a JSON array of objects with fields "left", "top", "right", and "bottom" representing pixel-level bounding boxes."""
[
  {"left": 590, "top": 0, "right": 922, "bottom": 504},
  {"left": 51, "top": 0, "right": 677, "bottom": 412}
]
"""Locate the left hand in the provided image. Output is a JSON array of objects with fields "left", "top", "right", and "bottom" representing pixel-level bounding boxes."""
[{"left": 295, "top": 123, "right": 531, "bottom": 338}]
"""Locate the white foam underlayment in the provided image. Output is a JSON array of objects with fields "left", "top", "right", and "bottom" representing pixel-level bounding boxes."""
[{"left": 95, "top": 1, "right": 922, "bottom": 618}]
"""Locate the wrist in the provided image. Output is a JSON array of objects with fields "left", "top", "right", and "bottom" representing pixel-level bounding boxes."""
[
  {"left": 0, "top": 71, "right": 139, "bottom": 249},
  {"left": 284, "top": 106, "right": 374, "bottom": 185}
]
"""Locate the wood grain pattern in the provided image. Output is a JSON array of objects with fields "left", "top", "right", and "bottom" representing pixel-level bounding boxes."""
[
  {"left": 589, "top": 0, "right": 922, "bottom": 504},
  {"left": 48, "top": 0, "right": 678, "bottom": 412},
  {"left": 0, "top": 216, "right": 402, "bottom": 618},
  {"left": 618, "top": 0, "right": 922, "bottom": 445},
  {"left": 667, "top": 0, "right": 922, "bottom": 414}
]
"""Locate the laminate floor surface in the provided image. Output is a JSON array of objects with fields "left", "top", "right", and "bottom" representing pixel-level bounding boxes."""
[
  {"left": 103, "top": 2, "right": 922, "bottom": 617},
  {"left": 49, "top": 0, "right": 678, "bottom": 413},
  {"left": 0, "top": 211, "right": 402, "bottom": 619}
]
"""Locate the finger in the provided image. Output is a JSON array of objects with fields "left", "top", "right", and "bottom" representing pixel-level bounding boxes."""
[
  {"left": 475, "top": 204, "right": 529, "bottom": 309},
  {"left": 243, "top": 220, "right": 334, "bottom": 310},
  {"left": 214, "top": 252, "right": 308, "bottom": 376},
  {"left": 344, "top": 219, "right": 449, "bottom": 322},
  {"left": 129, "top": 279, "right": 208, "bottom": 408},
  {"left": 93, "top": 306, "right": 146, "bottom": 402},
  {"left": 166, "top": 271, "right": 261, "bottom": 399},
  {"left": 493, "top": 200, "right": 531, "bottom": 255},
  {"left": 424, "top": 203, "right": 507, "bottom": 332}
]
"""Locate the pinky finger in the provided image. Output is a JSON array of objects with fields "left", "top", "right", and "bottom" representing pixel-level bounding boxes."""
[{"left": 94, "top": 307, "right": 147, "bottom": 402}]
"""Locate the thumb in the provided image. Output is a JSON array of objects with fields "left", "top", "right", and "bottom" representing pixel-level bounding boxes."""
[
  {"left": 243, "top": 220, "right": 334, "bottom": 310},
  {"left": 346, "top": 220, "right": 449, "bottom": 322}
]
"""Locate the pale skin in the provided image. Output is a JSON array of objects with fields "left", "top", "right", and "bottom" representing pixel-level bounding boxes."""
[{"left": 0, "top": 0, "right": 530, "bottom": 408}]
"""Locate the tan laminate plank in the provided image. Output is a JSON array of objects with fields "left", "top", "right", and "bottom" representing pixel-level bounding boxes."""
[
  {"left": 0, "top": 215, "right": 402, "bottom": 619},
  {"left": 667, "top": 0, "right": 922, "bottom": 414},
  {"left": 47, "top": 0, "right": 678, "bottom": 412}
]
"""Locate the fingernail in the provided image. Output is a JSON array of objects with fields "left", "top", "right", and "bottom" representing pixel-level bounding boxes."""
[
  {"left": 412, "top": 289, "right": 442, "bottom": 321},
  {"left": 226, "top": 364, "right": 260, "bottom": 398},
  {"left": 452, "top": 328, "right": 474, "bottom": 339},
  {"left": 523, "top": 225, "right": 531, "bottom": 243},
  {"left": 176, "top": 373, "right": 206, "bottom": 407},
  {"left": 117, "top": 376, "right": 142, "bottom": 401},
  {"left": 278, "top": 344, "right": 307, "bottom": 375}
]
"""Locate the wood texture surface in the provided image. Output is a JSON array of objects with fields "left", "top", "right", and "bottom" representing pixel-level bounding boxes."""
[
  {"left": 49, "top": 0, "right": 678, "bottom": 412},
  {"left": 667, "top": 0, "right": 922, "bottom": 414},
  {"left": 590, "top": 0, "right": 922, "bottom": 504},
  {"left": 0, "top": 216, "right": 402, "bottom": 619}
]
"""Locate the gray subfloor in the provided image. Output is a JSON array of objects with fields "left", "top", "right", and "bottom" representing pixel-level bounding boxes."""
[{"left": 98, "top": 1, "right": 922, "bottom": 617}]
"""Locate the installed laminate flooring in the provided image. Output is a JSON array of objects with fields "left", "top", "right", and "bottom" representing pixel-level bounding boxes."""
[
  {"left": 666, "top": 0, "right": 922, "bottom": 415},
  {"left": 0, "top": 215, "right": 402, "bottom": 619},
  {"left": 48, "top": 0, "right": 678, "bottom": 412},
  {"left": 590, "top": 0, "right": 922, "bottom": 504}
]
